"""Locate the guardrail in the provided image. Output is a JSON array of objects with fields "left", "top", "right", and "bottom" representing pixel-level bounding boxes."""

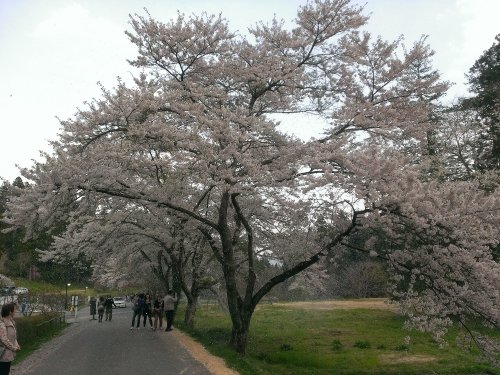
[{"left": 36, "top": 311, "right": 66, "bottom": 326}]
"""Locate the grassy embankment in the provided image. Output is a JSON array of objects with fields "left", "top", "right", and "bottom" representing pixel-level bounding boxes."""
[
  {"left": 177, "top": 299, "right": 500, "bottom": 375},
  {"left": 10, "top": 277, "right": 136, "bottom": 299}
]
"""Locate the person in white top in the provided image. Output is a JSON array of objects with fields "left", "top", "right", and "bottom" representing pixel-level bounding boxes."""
[{"left": 162, "top": 291, "right": 177, "bottom": 332}]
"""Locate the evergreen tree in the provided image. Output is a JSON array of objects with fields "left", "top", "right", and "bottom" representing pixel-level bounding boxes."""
[{"left": 462, "top": 36, "right": 500, "bottom": 171}]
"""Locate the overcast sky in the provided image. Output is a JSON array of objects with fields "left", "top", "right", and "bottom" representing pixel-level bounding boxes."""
[{"left": 0, "top": 0, "right": 498, "bottom": 182}]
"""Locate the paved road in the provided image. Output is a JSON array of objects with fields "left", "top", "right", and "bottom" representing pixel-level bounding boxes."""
[{"left": 12, "top": 305, "right": 212, "bottom": 375}]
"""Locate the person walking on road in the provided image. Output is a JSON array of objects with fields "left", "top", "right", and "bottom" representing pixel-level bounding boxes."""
[
  {"left": 97, "top": 297, "right": 105, "bottom": 323},
  {"left": 130, "top": 293, "right": 145, "bottom": 330},
  {"left": 103, "top": 296, "right": 117, "bottom": 322},
  {"left": 0, "top": 303, "right": 21, "bottom": 375},
  {"left": 89, "top": 297, "right": 97, "bottom": 320},
  {"left": 163, "top": 291, "right": 177, "bottom": 332},
  {"left": 153, "top": 294, "right": 164, "bottom": 331}
]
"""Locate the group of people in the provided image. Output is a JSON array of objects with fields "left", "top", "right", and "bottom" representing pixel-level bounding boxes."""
[
  {"left": 0, "top": 302, "right": 21, "bottom": 375},
  {"left": 130, "top": 290, "right": 177, "bottom": 332},
  {"left": 88, "top": 290, "right": 178, "bottom": 332},
  {"left": 89, "top": 296, "right": 117, "bottom": 322}
]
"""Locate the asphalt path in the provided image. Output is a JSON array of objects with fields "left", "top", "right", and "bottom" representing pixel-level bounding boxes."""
[{"left": 12, "top": 304, "right": 212, "bottom": 375}]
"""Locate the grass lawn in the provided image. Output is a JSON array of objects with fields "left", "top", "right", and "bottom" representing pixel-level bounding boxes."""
[
  {"left": 177, "top": 300, "right": 500, "bottom": 375},
  {"left": 10, "top": 278, "right": 64, "bottom": 293},
  {"left": 10, "top": 277, "right": 135, "bottom": 299}
]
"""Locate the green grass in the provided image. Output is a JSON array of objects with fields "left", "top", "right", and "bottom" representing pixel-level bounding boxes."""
[
  {"left": 10, "top": 278, "right": 63, "bottom": 293},
  {"left": 177, "top": 302, "right": 500, "bottom": 375},
  {"left": 10, "top": 277, "right": 130, "bottom": 300},
  {"left": 10, "top": 277, "right": 95, "bottom": 296}
]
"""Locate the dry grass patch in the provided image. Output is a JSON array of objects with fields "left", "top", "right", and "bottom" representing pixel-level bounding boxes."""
[
  {"left": 379, "top": 353, "right": 437, "bottom": 364},
  {"left": 272, "top": 298, "right": 396, "bottom": 311}
]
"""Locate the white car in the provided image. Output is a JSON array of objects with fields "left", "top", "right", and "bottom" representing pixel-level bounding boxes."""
[
  {"left": 14, "top": 287, "right": 29, "bottom": 295},
  {"left": 113, "top": 296, "right": 126, "bottom": 308}
]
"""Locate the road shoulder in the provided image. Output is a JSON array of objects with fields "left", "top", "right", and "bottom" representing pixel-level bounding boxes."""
[{"left": 170, "top": 330, "right": 239, "bottom": 375}]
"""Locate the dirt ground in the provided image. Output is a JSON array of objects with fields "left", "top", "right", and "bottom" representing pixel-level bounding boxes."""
[
  {"left": 174, "top": 330, "right": 240, "bottom": 375},
  {"left": 379, "top": 353, "right": 436, "bottom": 364},
  {"left": 271, "top": 298, "right": 397, "bottom": 311}
]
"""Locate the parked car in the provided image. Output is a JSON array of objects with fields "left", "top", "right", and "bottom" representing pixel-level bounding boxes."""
[
  {"left": 14, "top": 287, "right": 29, "bottom": 295},
  {"left": 112, "top": 296, "right": 126, "bottom": 308}
]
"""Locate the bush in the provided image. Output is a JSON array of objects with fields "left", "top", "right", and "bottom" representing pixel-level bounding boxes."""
[
  {"left": 353, "top": 340, "right": 371, "bottom": 349},
  {"left": 332, "top": 339, "right": 343, "bottom": 351},
  {"left": 331, "top": 261, "right": 389, "bottom": 299},
  {"left": 16, "top": 312, "right": 66, "bottom": 344},
  {"left": 280, "top": 344, "right": 293, "bottom": 351},
  {"left": 21, "top": 292, "right": 65, "bottom": 316}
]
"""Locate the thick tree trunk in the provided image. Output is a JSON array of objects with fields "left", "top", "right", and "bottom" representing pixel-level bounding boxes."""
[
  {"left": 228, "top": 308, "right": 253, "bottom": 354},
  {"left": 184, "top": 294, "right": 198, "bottom": 328},
  {"left": 224, "top": 275, "right": 251, "bottom": 354},
  {"left": 217, "top": 192, "right": 257, "bottom": 354},
  {"left": 222, "top": 256, "right": 254, "bottom": 354},
  {"left": 231, "top": 326, "right": 249, "bottom": 354}
]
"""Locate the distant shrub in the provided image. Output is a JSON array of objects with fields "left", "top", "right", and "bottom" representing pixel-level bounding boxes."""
[
  {"left": 280, "top": 343, "right": 293, "bottom": 351},
  {"left": 394, "top": 344, "right": 410, "bottom": 351},
  {"left": 332, "top": 339, "right": 343, "bottom": 350},
  {"left": 256, "top": 352, "right": 270, "bottom": 362},
  {"left": 353, "top": 340, "right": 371, "bottom": 349}
]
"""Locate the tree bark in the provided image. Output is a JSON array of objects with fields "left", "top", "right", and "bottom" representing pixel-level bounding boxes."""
[
  {"left": 184, "top": 294, "right": 198, "bottom": 328},
  {"left": 228, "top": 306, "right": 253, "bottom": 354}
]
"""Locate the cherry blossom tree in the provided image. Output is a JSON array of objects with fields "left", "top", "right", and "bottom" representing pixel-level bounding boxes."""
[
  {"left": 4, "top": 0, "right": 500, "bottom": 356},
  {"left": 37, "top": 194, "right": 220, "bottom": 326}
]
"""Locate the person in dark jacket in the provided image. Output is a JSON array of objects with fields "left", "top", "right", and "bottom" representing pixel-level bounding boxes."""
[
  {"left": 130, "top": 293, "right": 145, "bottom": 330},
  {"left": 97, "top": 297, "right": 105, "bottom": 323},
  {"left": 142, "top": 293, "right": 154, "bottom": 330},
  {"left": 0, "top": 303, "right": 21, "bottom": 375},
  {"left": 103, "top": 296, "right": 117, "bottom": 322},
  {"left": 89, "top": 297, "right": 97, "bottom": 320}
]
